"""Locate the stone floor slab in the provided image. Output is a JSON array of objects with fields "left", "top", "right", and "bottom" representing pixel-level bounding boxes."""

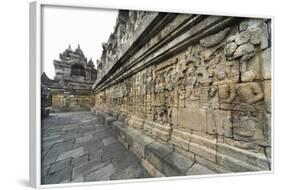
[
  {"left": 85, "top": 163, "right": 116, "bottom": 181},
  {"left": 49, "top": 158, "right": 72, "bottom": 174},
  {"left": 72, "top": 160, "right": 109, "bottom": 179},
  {"left": 75, "top": 135, "right": 93, "bottom": 144},
  {"left": 56, "top": 147, "right": 85, "bottom": 161},
  {"left": 41, "top": 111, "right": 151, "bottom": 184},
  {"left": 186, "top": 163, "right": 216, "bottom": 175},
  {"left": 102, "top": 136, "right": 117, "bottom": 146}
]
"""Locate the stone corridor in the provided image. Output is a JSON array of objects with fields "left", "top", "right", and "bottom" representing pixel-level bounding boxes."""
[
  {"left": 41, "top": 111, "right": 216, "bottom": 184},
  {"left": 41, "top": 111, "right": 150, "bottom": 184},
  {"left": 40, "top": 11, "right": 271, "bottom": 182}
]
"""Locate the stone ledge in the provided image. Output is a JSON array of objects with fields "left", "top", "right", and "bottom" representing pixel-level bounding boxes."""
[
  {"left": 95, "top": 111, "right": 270, "bottom": 177},
  {"left": 163, "top": 151, "right": 195, "bottom": 176},
  {"left": 145, "top": 142, "right": 174, "bottom": 172},
  {"left": 143, "top": 120, "right": 172, "bottom": 142},
  {"left": 100, "top": 113, "right": 219, "bottom": 177},
  {"left": 104, "top": 115, "right": 115, "bottom": 128},
  {"left": 128, "top": 115, "right": 144, "bottom": 129}
]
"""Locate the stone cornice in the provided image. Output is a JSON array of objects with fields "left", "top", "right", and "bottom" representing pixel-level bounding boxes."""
[{"left": 93, "top": 14, "right": 241, "bottom": 94}]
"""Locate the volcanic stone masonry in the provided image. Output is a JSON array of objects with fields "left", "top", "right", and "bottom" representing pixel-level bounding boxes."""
[
  {"left": 42, "top": 45, "right": 97, "bottom": 112},
  {"left": 92, "top": 10, "right": 272, "bottom": 175}
]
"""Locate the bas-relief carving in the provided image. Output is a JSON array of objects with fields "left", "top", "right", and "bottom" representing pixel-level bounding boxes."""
[
  {"left": 232, "top": 111, "right": 266, "bottom": 146},
  {"left": 153, "top": 64, "right": 174, "bottom": 126},
  {"left": 224, "top": 19, "right": 269, "bottom": 74},
  {"left": 94, "top": 16, "right": 271, "bottom": 169},
  {"left": 235, "top": 71, "right": 264, "bottom": 109},
  {"left": 95, "top": 10, "right": 151, "bottom": 81}
]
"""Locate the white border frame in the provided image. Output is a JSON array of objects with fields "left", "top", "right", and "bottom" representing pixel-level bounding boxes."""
[
  {"left": 29, "top": 1, "right": 41, "bottom": 188},
  {"left": 29, "top": 1, "right": 274, "bottom": 189}
]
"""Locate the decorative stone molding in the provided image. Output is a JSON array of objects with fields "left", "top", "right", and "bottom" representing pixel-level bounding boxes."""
[{"left": 93, "top": 11, "right": 272, "bottom": 173}]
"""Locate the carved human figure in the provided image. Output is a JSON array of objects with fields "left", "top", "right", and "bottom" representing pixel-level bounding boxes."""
[
  {"left": 154, "top": 75, "right": 161, "bottom": 94},
  {"left": 155, "top": 105, "right": 168, "bottom": 125},
  {"left": 164, "top": 69, "right": 173, "bottom": 91},
  {"left": 184, "top": 64, "right": 198, "bottom": 100},
  {"left": 171, "top": 56, "right": 187, "bottom": 106},
  {"left": 144, "top": 68, "right": 154, "bottom": 94},
  {"left": 236, "top": 70, "right": 264, "bottom": 105},
  {"left": 213, "top": 71, "right": 236, "bottom": 104}
]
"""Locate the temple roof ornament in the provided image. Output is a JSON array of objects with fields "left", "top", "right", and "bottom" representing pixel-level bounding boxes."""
[
  {"left": 67, "top": 44, "right": 72, "bottom": 51},
  {"left": 75, "top": 44, "right": 84, "bottom": 56},
  {"left": 88, "top": 58, "right": 94, "bottom": 66},
  {"left": 53, "top": 45, "right": 97, "bottom": 88}
]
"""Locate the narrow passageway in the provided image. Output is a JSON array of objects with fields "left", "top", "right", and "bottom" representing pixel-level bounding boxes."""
[{"left": 41, "top": 111, "right": 150, "bottom": 184}]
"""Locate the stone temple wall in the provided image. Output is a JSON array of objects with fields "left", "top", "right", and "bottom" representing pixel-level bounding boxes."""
[
  {"left": 51, "top": 90, "right": 94, "bottom": 112},
  {"left": 93, "top": 11, "right": 272, "bottom": 173}
]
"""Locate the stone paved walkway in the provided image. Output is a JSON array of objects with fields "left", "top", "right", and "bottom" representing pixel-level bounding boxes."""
[{"left": 41, "top": 112, "right": 150, "bottom": 184}]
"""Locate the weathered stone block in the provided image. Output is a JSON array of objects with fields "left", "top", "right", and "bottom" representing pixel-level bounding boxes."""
[
  {"left": 186, "top": 163, "right": 216, "bottom": 176},
  {"left": 206, "top": 109, "right": 232, "bottom": 137},
  {"left": 216, "top": 142, "right": 270, "bottom": 172},
  {"left": 110, "top": 162, "right": 149, "bottom": 180},
  {"left": 232, "top": 111, "right": 267, "bottom": 146},
  {"left": 170, "top": 128, "right": 191, "bottom": 151},
  {"left": 72, "top": 154, "right": 89, "bottom": 167},
  {"left": 264, "top": 112, "right": 271, "bottom": 146},
  {"left": 189, "top": 141, "right": 216, "bottom": 163},
  {"left": 195, "top": 155, "right": 230, "bottom": 173},
  {"left": 118, "top": 136, "right": 129, "bottom": 150},
  {"left": 143, "top": 120, "right": 172, "bottom": 141},
  {"left": 49, "top": 158, "right": 72, "bottom": 174},
  {"left": 84, "top": 163, "right": 116, "bottom": 181},
  {"left": 223, "top": 136, "right": 263, "bottom": 153},
  {"left": 174, "top": 147, "right": 195, "bottom": 161},
  {"left": 178, "top": 108, "right": 207, "bottom": 132},
  {"left": 102, "top": 136, "right": 118, "bottom": 146},
  {"left": 126, "top": 129, "right": 142, "bottom": 147},
  {"left": 263, "top": 80, "right": 271, "bottom": 113},
  {"left": 72, "top": 160, "right": 106, "bottom": 179},
  {"left": 142, "top": 159, "right": 165, "bottom": 177},
  {"left": 189, "top": 131, "right": 217, "bottom": 151},
  {"left": 171, "top": 107, "right": 178, "bottom": 127},
  {"left": 75, "top": 135, "right": 93, "bottom": 144},
  {"left": 163, "top": 151, "right": 194, "bottom": 176},
  {"left": 144, "top": 142, "right": 173, "bottom": 172},
  {"left": 56, "top": 147, "right": 85, "bottom": 162},
  {"left": 104, "top": 115, "right": 115, "bottom": 127},
  {"left": 170, "top": 135, "right": 190, "bottom": 151},
  {"left": 128, "top": 115, "right": 144, "bottom": 129},
  {"left": 130, "top": 133, "right": 154, "bottom": 158},
  {"left": 43, "top": 166, "right": 72, "bottom": 184},
  {"left": 200, "top": 27, "right": 230, "bottom": 48},
  {"left": 247, "top": 54, "right": 262, "bottom": 80}
]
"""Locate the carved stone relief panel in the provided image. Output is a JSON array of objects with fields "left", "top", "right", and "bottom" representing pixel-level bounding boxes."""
[
  {"left": 232, "top": 111, "right": 266, "bottom": 146},
  {"left": 93, "top": 15, "right": 271, "bottom": 172}
]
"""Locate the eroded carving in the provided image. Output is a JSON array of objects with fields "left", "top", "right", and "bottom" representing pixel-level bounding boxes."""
[{"left": 93, "top": 14, "right": 271, "bottom": 172}]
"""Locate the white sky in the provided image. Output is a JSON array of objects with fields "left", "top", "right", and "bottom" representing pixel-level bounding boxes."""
[{"left": 42, "top": 5, "right": 118, "bottom": 79}]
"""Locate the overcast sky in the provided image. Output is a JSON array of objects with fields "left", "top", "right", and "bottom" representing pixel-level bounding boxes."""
[{"left": 42, "top": 5, "right": 118, "bottom": 79}]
